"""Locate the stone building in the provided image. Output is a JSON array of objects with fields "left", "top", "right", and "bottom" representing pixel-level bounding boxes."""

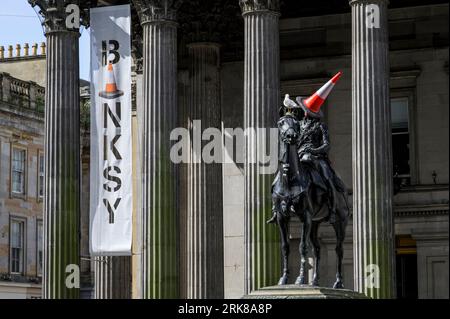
[
  {"left": 3, "top": 0, "right": 447, "bottom": 299},
  {"left": 0, "top": 67, "right": 44, "bottom": 298}
]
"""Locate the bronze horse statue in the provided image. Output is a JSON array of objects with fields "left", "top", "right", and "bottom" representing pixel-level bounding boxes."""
[{"left": 270, "top": 113, "right": 351, "bottom": 288}]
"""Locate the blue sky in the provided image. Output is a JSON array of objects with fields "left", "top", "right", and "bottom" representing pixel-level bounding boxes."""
[{"left": 0, "top": 0, "right": 91, "bottom": 81}]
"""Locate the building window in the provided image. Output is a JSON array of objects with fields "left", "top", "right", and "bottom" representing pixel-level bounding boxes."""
[
  {"left": 11, "top": 147, "right": 27, "bottom": 196},
  {"left": 10, "top": 218, "right": 26, "bottom": 274},
  {"left": 37, "top": 220, "right": 43, "bottom": 276},
  {"left": 391, "top": 97, "right": 411, "bottom": 186},
  {"left": 38, "top": 152, "right": 44, "bottom": 199},
  {"left": 396, "top": 235, "right": 418, "bottom": 299}
]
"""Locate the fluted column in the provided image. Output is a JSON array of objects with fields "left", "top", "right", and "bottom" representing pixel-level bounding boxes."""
[
  {"left": 240, "top": 0, "right": 281, "bottom": 294},
  {"left": 29, "top": 0, "right": 88, "bottom": 298},
  {"left": 94, "top": 257, "right": 132, "bottom": 299},
  {"left": 44, "top": 29, "right": 80, "bottom": 300},
  {"left": 350, "top": 0, "right": 395, "bottom": 298},
  {"left": 133, "top": 0, "right": 180, "bottom": 298},
  {"left": 184, "top": 43, "right": 223, "bottom": 298}
]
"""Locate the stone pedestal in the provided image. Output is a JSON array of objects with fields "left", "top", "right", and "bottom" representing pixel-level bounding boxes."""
[
  {"left": 350, "top": 0, "right": 396, "bottom": 298},
  {"left": 244, "top": 285, "right": 368, "bottom": 299}
]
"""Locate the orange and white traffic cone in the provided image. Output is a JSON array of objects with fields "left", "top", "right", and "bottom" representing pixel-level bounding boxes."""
[
  {"left": 296, "top": 71, "right": 342, "bottom": 117},
  {"left": 99, "top": 62, "right": 124, "bottom": 99}
]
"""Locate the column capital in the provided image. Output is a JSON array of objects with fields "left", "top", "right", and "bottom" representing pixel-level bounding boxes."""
[
  {"left": 349, "top": 0, "right": 389, "bottom": 6},
  {"left": 239, "top": 0, "right": 280, "bottom": 15},
  {"left": 28, "top": 0, "right": 92, "bottom": 34},
  {"left": 132, "top": 0, "right": 183, "bottom": 25}
]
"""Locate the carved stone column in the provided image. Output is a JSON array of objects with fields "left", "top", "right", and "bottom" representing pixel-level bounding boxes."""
[
  {"left": 80, "top": 128, "right": 93, "bottom": 299},
  {"left": 350, "top": 0, "right": 396, "bottom": 298},
  {"left": 240, "top": 0, "right": 281, "bottom": 294},
  {"left": 184, "top": 42, "right": 223, "bottom": 298},
  {"left": 29, "top": 0, "right": 89, "bottom": 299},
  {"left": 133, "top": 0, "right": 181, "bottom": 299},
  {"left": 94, "top": 257, "right": 132, "bottom": 299},
  {"left": 94, "top": 254, "right": 131, "bottom": 299}
]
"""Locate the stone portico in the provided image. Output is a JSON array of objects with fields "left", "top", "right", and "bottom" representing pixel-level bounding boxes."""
[{"left": 16, "top": 0, "right": 448, "bottom": 299}]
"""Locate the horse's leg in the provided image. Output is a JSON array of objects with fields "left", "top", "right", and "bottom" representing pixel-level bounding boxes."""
[
  {"left": 295, "top": 211, "right": 311, "bottom": 285},
  {"left": 310, "top": 221, "right": 320, "bottom": 286},
  {"left": 277, "top": 213, "right": 290, "bottom": 285},
  {"left": 332, "top": 213, "right": 346, "bottom": 289}
]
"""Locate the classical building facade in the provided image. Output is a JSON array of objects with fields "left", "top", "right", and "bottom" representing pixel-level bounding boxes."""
[
  {"left": 1, "top": 0, "right": 446, "bottom": 299},
  {"left": 0, "top": 68, "right": 44, "bottom": 298}
]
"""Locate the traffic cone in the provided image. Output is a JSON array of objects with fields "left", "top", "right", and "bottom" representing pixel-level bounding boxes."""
[
  {"left": 296, "top": 71, "right": 342, "bottom": 117},
  {"left": 99, "top": 62, "right": 124, "bottom": 99}
]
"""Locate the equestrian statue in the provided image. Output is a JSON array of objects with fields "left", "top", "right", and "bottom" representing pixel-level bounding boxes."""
[{"left": 267, "top": 72, "right": 351, "bottom": 289}]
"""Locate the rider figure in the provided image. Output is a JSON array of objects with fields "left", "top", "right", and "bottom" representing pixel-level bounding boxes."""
[
  {"left": 297, "top": 111, "right": 338, "bottom": 224},
  {"left": 268, "top": 73, "right": 345, "bottom": 224},
  {"left": 293, "top": 72, "right": 347, "bottom": 224}
]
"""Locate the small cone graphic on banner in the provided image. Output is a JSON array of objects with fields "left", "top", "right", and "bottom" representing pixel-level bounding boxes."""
[{"left": 99, "top": 62, "right": 124, "bottom": 99}]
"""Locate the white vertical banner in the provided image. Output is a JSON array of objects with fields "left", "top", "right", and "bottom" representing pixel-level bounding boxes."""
[{"left": 90, "top": 5, "right": 132, "bottom": 256}]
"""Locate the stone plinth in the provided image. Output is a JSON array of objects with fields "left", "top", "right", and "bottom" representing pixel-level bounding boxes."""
[{"left": 243, "top": 285, "right": 368, "bottom": 299}]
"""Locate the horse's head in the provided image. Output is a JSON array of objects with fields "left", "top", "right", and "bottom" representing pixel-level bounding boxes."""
[{"left": 278, "top": 114, "right": 300, "bottom": 145}]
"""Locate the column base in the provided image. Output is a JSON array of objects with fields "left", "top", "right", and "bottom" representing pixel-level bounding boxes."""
[{"left": 243, "top": 285, "right": 368, "bottom": 299}]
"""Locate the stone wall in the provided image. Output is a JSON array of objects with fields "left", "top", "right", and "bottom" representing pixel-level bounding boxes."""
[
  {"left": 221, "top": 61, "right": 245, "bottom": 299},
  {"left": 0, "top": 95, "right": 44, "bottom": 278}
]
